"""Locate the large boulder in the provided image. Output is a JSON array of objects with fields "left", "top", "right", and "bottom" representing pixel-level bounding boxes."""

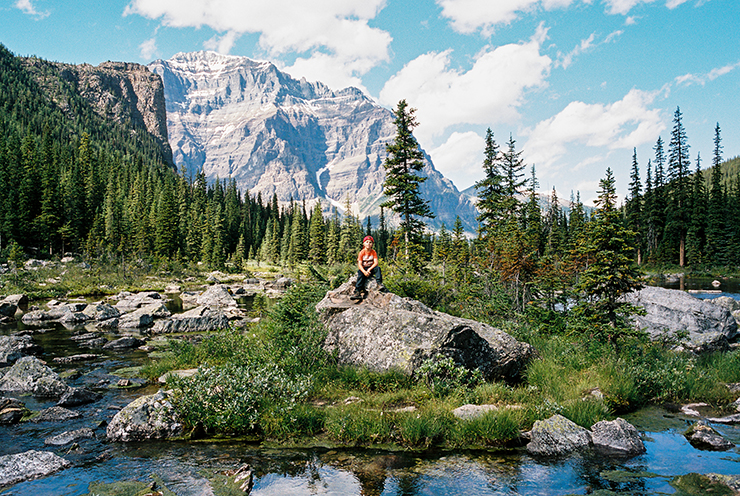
[
  {"left": 623, "top": 286, "right": 738, "bottom": 352},
  {"left": 117, "top": 303, "right": 170, "bottom": 329},
  {"left": 0, "top": 450, "right": 70, "bottom": 487},
  {"left": 0, "top": 356, "right": 69, "bottom": 398},
  {"left": 0, "top": 335, "right": 41, "bottom": 366},
  {"left": 107, "top": 389, "right": 183, "bottom": 442},
  {"left": 591, "top": 418, "right": 646, "bottom": 456},
  {"left": 114, "top": 291, "right": 162, "bottom": 312},
  {"left": 82, "top": 302, "right": 121, "bottom": 321},
  {"left": 196, "top": 284, "right": 238, "bottom": 308},
  {"left": 317, "top": 279, "right": 534, "bottom": 382},
  {"left": 526, "top": 414, "right": 592, "bottom": 456},
  {"left": 150, "top": 306, "right": 230, "bottom": 334}
]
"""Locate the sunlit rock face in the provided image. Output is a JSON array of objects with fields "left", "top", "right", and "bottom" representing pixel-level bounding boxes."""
[{"left": 149, "top": 51, "right": 477, "bottom": 230}]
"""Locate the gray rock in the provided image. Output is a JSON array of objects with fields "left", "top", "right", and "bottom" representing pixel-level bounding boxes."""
[
  {"left": 196, "top": 284, "right": 238, "bottom": 308},
  {"left": 3, "top": 294, "right": 28, "bottom": 307},
  {"left": 685, "top": 421, "right": 735, "bottom": 451},
  {"left": 318, "top": 278, "right": 534, "bottom": 382},
  {"left": 0, "top": 301, "right": 17, "bottom": 318},
  {"left": 0, "top": 335, "right": 41, "bottom": 366},
  {"left": 0, "top": 397, "right": 28, "bottom": 424},
  {"left": 44, "top": 427, "right": 95, "bottom": 446},
  {"left": 0, "top": 357, "right": 69, "bottom": 398},
  {"left": 114, "top": 291, "right": 162, "bottom": 312},
  {"left": 273, "top": 277, "right": 293, "bottom": 290},
  {"left": 526, "top": 414, "right": 592, "bottom": 456},
  {"left": 107, "top": 389, "right": 183, "bottom": 442},
  {"left": 118, "top": 303, "right": 162, "bottom": 329},
  {"left": 150, "top": 306, "right": 230, "bottom": 334},
  {"left": 623, "top": 286, "right": 738, "bottom": 352},
  {"left": 31, "top": 406, "right": 82, "bottom": 423},
  {"left": 102, "top": 336, "right": 146, "bottom": 350},
  {"left": 82, "top": 303, "right": 121, "bottom": 321},
  {"left": 591, "top": 418, "right": 646, "bottom": 456},
  {"left": 452, "top": 404, "right": 498, "bottom": 420},
  {"left": 711, "top": 296, "right": 740, "bottom": 312},
  {"left": 0, "top": 450, "right": 70, "bottom": 487},
  {"left": 56, "top": 387, "right": 102, "bottom": 407}
]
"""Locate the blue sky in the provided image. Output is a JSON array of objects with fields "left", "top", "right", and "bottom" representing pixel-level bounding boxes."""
[{"left": 2, "top": 0, "right": 739, "bottom": 205}]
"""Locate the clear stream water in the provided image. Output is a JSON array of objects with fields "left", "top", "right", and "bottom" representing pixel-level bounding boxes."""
[{"left": 2, "top": 282, "right": 740, "bottom": 495}]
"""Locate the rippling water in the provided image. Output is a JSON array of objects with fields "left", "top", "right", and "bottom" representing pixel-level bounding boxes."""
[{"left": 2, "top": 287, "right": 740, "bottom": 495}]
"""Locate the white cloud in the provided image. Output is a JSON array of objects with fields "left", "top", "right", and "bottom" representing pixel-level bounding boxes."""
[
  {"left": 124, "top": 0, "right": 391, "bottom": 89},
  {"left": 603, "top": 0, "right": 656, "bottom": 15},
  {"left": 436, "top": 0, "right": 579, "bottom": 34},
  {"left": 675, "top": 61, "right": 740, "bottom": 86},
  {"left": 429, "top": 132, "right": 486, "bottom": 190},
  {"left": 379, "top": 25, "right": 551, "bottom": 146},
  {"left": 281, "top": 53, "right": 367, "bottom": 93},
  {"left": 139, "top": 37, "right": 158, "bottom": 60},
  {"left": 522, "top": 88, "right": 665, "bottom": 172},
  {"left": 14, "top": 0, "right": 50, "bottom": 19},
  {"left": 666, "top": 0, "right": 690, "bottom": 8}
]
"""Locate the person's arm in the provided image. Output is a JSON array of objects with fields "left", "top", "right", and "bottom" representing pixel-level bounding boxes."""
[
  {"left": 368, "top": 251, "right": 379, "bottom": 271},
  {"left": 357, "top": 251, "right": 370, "bottom": 276}
]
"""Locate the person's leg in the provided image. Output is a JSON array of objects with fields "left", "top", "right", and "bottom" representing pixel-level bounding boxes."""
[
  {"left": 353, "top": 270, "right": 367, "bottom": 298},
  {"left": 372, "top": 266, "right": 382, "bottom": 284}
]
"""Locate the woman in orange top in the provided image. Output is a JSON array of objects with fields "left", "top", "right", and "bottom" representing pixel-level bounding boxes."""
[{"left": 351, "top": 235, "right": 385, "bottom": 299}]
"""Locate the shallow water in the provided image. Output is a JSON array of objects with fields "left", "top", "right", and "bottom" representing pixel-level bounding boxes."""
[{"left": 2, "top": 287, "right": 740, "bottom": 495}]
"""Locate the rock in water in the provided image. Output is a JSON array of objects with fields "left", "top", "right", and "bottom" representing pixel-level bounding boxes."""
[
  {"left": 685, "top": 421, "right": 735, "bottom": 451},
  {"left": 0, "top": 356, "right": 69, "bottom": 398},
  {"left": 591, "top": 418, "right": 646, "bottom": 456},
  {"left": 526, "top": 414, "right": 592, "bottom": 456},
  {"left": 623, "top": 286, "right": 737, "bottom": 352},
  {"left": 0, "top": 450, "right": 70, "bottom": 486},
  {"left": 107, "top": 389, "right": 183, "bottom": 442},
  {"left": 317, "top": 278, "right": 534, "bottom": 382}
]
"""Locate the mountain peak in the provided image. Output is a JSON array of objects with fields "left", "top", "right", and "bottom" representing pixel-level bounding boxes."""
[{"left": 149, "top": 51, "right": 478, "bottom": 231}]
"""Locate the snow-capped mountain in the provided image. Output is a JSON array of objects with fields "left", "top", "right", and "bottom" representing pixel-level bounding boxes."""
[{"left": 149, "top": 51, "right": 477, "bottom": 230}]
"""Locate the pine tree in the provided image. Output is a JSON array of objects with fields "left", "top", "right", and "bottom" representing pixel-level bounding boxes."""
[
  {"left": 686, "top": 153, "right": 707, "bottom": 265},
  {"left": 626, "top": 148, "right": 643, "bottom": 264},
  {"left": 308, "top": 201, "right": 326, "bottom": 265},
  {"left": 665, "top": 107, "right": 692, "bottom": 266},
  {"left": 381, "top": 99, "right": 434, "bottom": 262},
  {"left": 574, "top": 168, "right": 643, "bottom": 344},
  {"left": 474, "top": 128, "right": 504, "bottom": 241},
  {"left": 706, "top": 123, "right": 726, "bottom": 264}
]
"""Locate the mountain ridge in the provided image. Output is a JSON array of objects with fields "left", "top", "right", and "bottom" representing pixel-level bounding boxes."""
[{"left": 149, "top": 51, "right": 478, "bottom": 231}]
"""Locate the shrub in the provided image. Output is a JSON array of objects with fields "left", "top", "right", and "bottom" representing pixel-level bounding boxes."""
[
  {"left": 169, "top": 362, "right": 311, "bottom": 435},
  {"left": 416, "top": 354, "right": 483, "bottom": 398}
]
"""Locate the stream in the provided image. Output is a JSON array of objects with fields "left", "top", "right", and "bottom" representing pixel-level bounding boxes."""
[{"left": 2, "top": 282, "right": 740, "bottom": 495}]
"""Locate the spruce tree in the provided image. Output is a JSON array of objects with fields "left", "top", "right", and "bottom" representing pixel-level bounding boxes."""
[
  {"left": 574, "top": 168, "right": 643, "bottom": 344},
  {"left": 474, "top": 128, "right": 504, "bottom": 241},
  {"left": 686, "top": 153, "right": 707, "bottom": 265},
  {"left": 381, "top": 99, "right": 434, "bottom": 262},
  {"left": 665, "top": 107, "right": 692, "bottom": 266},
  {"left": 706, "top": 123, "right": 725, "bottom": 264},
  {"left": 626, "top": 148, "right": 643, "bottom": 264}
]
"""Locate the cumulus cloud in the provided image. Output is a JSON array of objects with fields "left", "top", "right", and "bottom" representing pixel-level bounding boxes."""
[
  {"left": 429, "top": 132, "right": 486, "bottom": 190},
  {"left": 124, "top": 0, "right": 391, "bottom": 88},
  {"left": 380, "top": 25, "right": 551, "bottom": 146},
  {"left": 14, "top": 0, "right": 50, "bottom": 19},
  {"left": 436, "top": 0, "right": 578, "bottom": 34},
  {"left": 139, "top": 37, "right": 158, "bottom": 60},
  {"left": 675, "top": 61, "right": 740, "bottom": 86},
  {"left": 522, "top": 88, "right": 665, "bottom": 172}
]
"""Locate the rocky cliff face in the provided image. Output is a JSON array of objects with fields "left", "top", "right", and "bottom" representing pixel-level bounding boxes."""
[
  {"left": 149, "top": 51, "right": 477, "bottom": 230},
  {"left": 21, "top": 58, "right": 172, "bottom": 165}
]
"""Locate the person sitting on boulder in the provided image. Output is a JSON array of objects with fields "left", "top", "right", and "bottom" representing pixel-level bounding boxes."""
[{"left": 351, "top": 235, "right": 386, "bottom": 299}]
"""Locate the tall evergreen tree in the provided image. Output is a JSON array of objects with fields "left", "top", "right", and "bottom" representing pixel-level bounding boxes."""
[
  {"left": 626, "top": 148, "right": 643, "bottom": 264},
  {"left": 574, "top": 168, "right": 643, "bottom": 344},
  {"left": 706, "top": 123, "right": 726, "bottom": 263},
  {"left": 381, "top": 99, "right": 434, "bottom": 262},
  {"left": 665, "top": 107, "right": 692, "bottom": 266},
  {"left": 474, "top": 128, "right": 504, "bottom": 241}
]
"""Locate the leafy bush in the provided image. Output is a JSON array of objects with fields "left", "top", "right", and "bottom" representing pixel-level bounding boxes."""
[
  {"left": 169, "top": 362, "right": 311, "bottom": 435},
  {"left": 416, "top": 354, "right": 483, "bottom": 398}
]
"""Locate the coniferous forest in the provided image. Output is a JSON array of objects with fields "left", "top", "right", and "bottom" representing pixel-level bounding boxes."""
[{"left": 2, "top": 43, "right": 740, "bottom": 291}]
